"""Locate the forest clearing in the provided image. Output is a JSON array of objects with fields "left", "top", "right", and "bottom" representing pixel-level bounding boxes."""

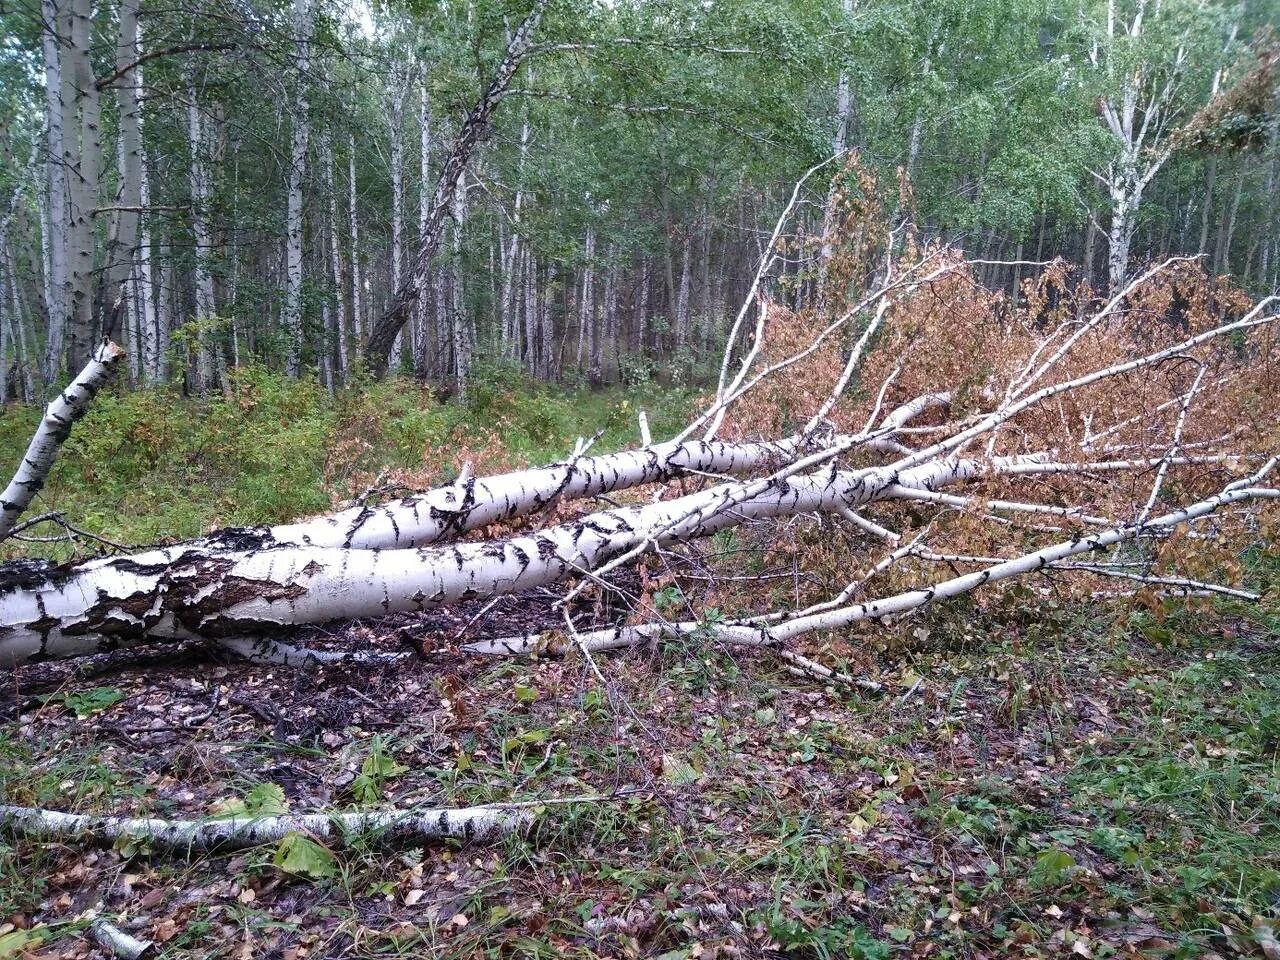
[{"left": 0, "top": 0, "right": 1279, "bottom": 956}]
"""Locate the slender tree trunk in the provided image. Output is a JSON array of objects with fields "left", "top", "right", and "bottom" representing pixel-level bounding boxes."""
[
  {"left": 450, "top": 174, "right": 470, "bottom": 390},
  {"left": 415, "top": 84, "right": 432, "bottom": 376},
  {"left": 387, "top": 58, "right": 409, "bottom": 371},
  {"left": 134, "top": 34, "right": 159, "bottom": 385},
  {"left": 675, "top": 233, "right": 691, "bottom": 365},
  {"left": 64, "top": 0, "right": 100, "bottom": 375},
  {"left": 186, "top": 66, "right": 215, "bottom": 392},
  {"left": 817, "top": 0, "right": 856, "bottom": 309},
  {"left": 1215, "top": 167, "right": 1243, "bottom": 277},
  {"left": 283, "top": 0, "right": 312, "bottom": 377},
  {"left": 347, "top": 138, "right": 363, "bottom": 349},
  {"left": 40, "top": 0, "right": 69, "bottom": 384},
  {"left": 1198, "top": 154, "right": 1217, "bottom": 256},
  {"left": 321, "top": 136, "right": 347, "bottom": 384},
  {"left": 103, "top": 0, "right": 143, "bottom": 380}
]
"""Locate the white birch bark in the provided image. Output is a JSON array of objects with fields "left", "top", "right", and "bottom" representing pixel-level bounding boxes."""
[
  {"left": 40, "top": 0, "right": 69, "bottom": 382},
  {"left": 449, "top": 173, "right": 470, "bottom": 389},
  {"left": 106, "top": 0, "right": 144, "bottom": 378},
  {"left": 64, "top": 0, "right": 101, "bottom": 374},
  {"left": 415, "top": 83, "right": 431, "bottom": 373},
  {"left": 0, "top": 341, "right": 124, "bottom": 539},
  {"left": 283, "top": 0, "right": 312, "bottom": 377},
  {"left": 186, "top": 66, "right": 215, "bottom": 392},
  {"left": 817, "top": 0, "right": 855, "bottom": 310},
  {"left": 347, "top": 137, "right": 363, "bottom": 346},
  {"left": 266, "top": 433, "right": 824, "bottom": 549},
  {"left": 321, "top": 136, "right": 347, "bottom": 383},
  {"left": 388, "top": 57, "right": 409, "bottom": 369},
  {"left": 0, "top": 802, "right": 531, "bottom": 849}
]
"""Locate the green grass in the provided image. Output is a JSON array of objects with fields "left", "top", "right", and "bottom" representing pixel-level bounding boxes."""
[{"left": 0, "top": 361, "right": 694, "bottom": 556}]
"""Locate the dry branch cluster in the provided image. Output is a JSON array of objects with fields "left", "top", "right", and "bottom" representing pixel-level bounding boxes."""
[{"left": 0, "top": 177, "right": 1276, "bottom": 678}]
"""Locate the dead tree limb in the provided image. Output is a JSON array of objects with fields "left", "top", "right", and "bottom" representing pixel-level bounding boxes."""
[{"left": 0, "top": 801, "right": 532, "bottom": 850}]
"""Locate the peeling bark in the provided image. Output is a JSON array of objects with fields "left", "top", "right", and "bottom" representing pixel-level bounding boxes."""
[{"left": 0, "top": 452, "right": 1012, "bottom": 664}]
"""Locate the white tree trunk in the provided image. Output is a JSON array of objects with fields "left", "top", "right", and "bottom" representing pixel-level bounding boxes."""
[
  {"left": 449, "top": 174, "right": 470, "bottom": 390},
  {"left": 0, "top": 341, "right": 124, "bottom": 539},
  {"left": 186, "top": 67, "right": 215, "bottom": 392},
  {"left": 267, "top": 432, "right": 825, "bottom": 550},
  {"left": 0, "top": 802, "right": 530, "bottom": 850},
  {"left": 321, "top": 136, "right": 347, "bottom": 383},
  {"left": 40, "top": 0, "right": 69, "bottom": 383},
  {"left": 415, "top": 83, "right": 432, "bottom": 374},
  {"left": 283, "top": 0, "right": 312, "bottom": 377},
  {"left": 347, "top": 137, "right": 363, "bottom": 346},
  {"left": 64, "top": 0, "right": 101, "bottom": 374}
]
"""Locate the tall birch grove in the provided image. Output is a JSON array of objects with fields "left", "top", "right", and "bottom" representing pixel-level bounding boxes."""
[{"left": 0, "top": 0, "right": 1275, "bottom": 394}]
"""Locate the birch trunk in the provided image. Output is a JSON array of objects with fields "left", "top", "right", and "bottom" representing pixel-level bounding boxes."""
[
  {"left": 0, "top": 802, "right": 530, "bottom": 849},
  {"left": 0, "top": 341, "right": 124, "bottom": 539},
  {"left": 321, "top": 136, "right": 347, "bottom": 383},
  {"left": 64, "top": 0, "right": 101, "bottom": 374},
  {"left": 347, "top": 138, "right": 363, "bottom": 347},
  {"left": 0, "top": 454, "right": 1013, "bottom": 664},
  {"left": 415, "top": 84, "right": 432, "bottom": 375},
  {"left": 40, "top": 0, "right": 69, "bottom": 383},
  {"left": 387, "top": 58, "right": 409, "bottom": 370},
  {"left": 186, "top": 67, "right": 215, "bottom": 392},
  {"left": 103, "top": 0, "right": 144, "bottom": 376},
  {"left": 283, "top": 0, "right": 312, "bottom": 377},
  {"left": 449, "top": 174, "right": 470, "bottom": 390}
]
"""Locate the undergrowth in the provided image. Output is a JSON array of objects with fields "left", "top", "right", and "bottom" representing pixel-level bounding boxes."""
[{"left": 0, "top": 362, "right": 693, "bottom": 558}]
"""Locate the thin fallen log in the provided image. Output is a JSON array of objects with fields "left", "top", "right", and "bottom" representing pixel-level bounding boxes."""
[
  {"left": 265, "top": 433, "right": 822, "bottom": 550},
  {"left": 465, "top": 479, "right": 1277, "bottom": 659},
  {"left": 0, "top": 801, "right": 533, "bottom": 850},
  {"left": 89, "top": 920, "right": 154, "bottom": 960},
  {"left": 0, "top": 341, "right": 124, "bottom": 539}
]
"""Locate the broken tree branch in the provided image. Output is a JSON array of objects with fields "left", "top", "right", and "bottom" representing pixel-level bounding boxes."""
[{"left": 0, "top": 341, "right": 125, "bottom": 540}]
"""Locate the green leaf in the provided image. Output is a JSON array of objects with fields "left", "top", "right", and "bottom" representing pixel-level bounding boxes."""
[
  {"left": 215, "top": 782, "right": 289, "bottom": 818},
  {"left": 273, "top": 832, "right": 338, "bottom": 880},
  {"left": 360, "top": 737, "right": 408, "bottom": 781},
  {"left": 1031, "top": 847, "right": 1077, "bottom": 887},
  {"left": 514, "top": 683, "right": 539, "bottom": 705},
  {"left": 61, "top": 686, "right": 125, "bottom": 719},
  {"left": 662, "top": 754, "right": 702, "bottom": 786},
  {"left": 0, "top": 928, "right": 46, "bottom": 958}
]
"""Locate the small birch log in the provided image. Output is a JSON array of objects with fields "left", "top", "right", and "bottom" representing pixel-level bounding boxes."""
[
  {"left": 0, "top": 802, "right": 532, "bottom": 850},
  {"left": 89, "top": 920, "right": 154, "bottom": 960}
]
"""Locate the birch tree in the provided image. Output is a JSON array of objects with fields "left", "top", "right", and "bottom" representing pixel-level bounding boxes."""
[
  {"left": 1084, "top": 0, "right": 1222, "bottom": 289},
  {"left": 283, "top": 0, "right": 314, "bottom": 376}
]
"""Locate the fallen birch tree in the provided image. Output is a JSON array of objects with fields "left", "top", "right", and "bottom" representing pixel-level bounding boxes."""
[{"left": 0, "top": 173, "right": 1276, "bottom": 678}]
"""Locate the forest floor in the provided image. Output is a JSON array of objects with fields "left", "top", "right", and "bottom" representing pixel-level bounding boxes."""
[
  {"left": 0, "top": 375, "right": 1278, "bottom": 959},
  {"left": 1, "top": 591, "right": 1278, "bottom": 959}
]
